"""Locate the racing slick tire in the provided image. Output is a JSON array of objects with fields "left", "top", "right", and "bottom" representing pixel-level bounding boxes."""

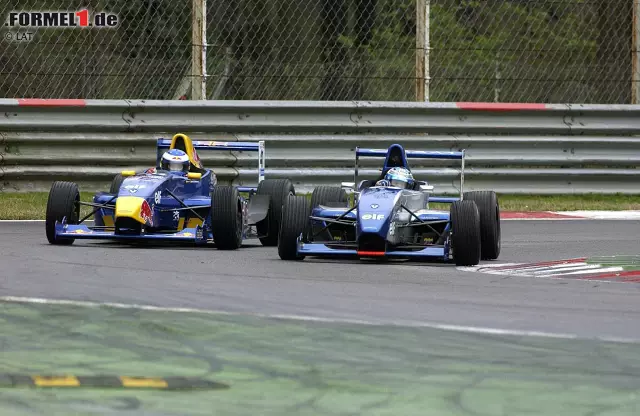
[
  {"left": 463, "top": 191, "right": 500, "bottom": 260},
  {"left": 210, "top": 186, "right": 243, "bottom": 250},
  {"left": 256, "top": 178, "right": 295, "bottom": 247},
  {"left": 278, "top": 195, "right": 311, "bottom": 260},
  {"left": 45, "top": 181, "right": 80, "bottom": 245},
  {"left": 449, "top": 200, "right": 481, "bottom": 266},
  {"left": 310, "top": 186, "right": 349, "bottom": 209},
  {"left": 109, "top": 173, "right": 125, "bottom": 194}
]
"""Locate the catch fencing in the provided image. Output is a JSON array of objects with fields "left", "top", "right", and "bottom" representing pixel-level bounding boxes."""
[
  {"left": 0, "top": 0, "right": 635, "bottom": 103},
  {"left": 1, "top": 99, "right": 639, "bottom": 194}
]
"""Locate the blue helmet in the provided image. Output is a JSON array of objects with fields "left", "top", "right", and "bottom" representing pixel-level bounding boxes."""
[
  {"left": 384, "top": 167, "right": 414, "bottom": 189},
  {"left": 161, "top": 149, "right": 190, "bottom": 174}
]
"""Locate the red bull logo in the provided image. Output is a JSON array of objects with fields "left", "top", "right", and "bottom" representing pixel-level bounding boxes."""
[
  {"left": 140, "top": 200, "right": 153, "bottom": 226},
  {"left": 192, "top": 148, "right": 203, "bottom": 168}
]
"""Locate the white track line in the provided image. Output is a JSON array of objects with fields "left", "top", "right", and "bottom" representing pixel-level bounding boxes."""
[
  {"left": 536, "top": 266, "right": 624, "bottom": 278},
  {"left": 460, "top": 262, "right": 635, "bottom": 284},
  {"left": 0, "top": 220, "right": 45, "bottom": 222},
  {"left": 556, "top": 211, "right": 640, "bottom": 220},
  {"left": 1, "top": 295, "right": 638, "bottom": 344},
  {"left": 529, "top": 264, "right": 600, "bottom": 275},
  {"left": 500, "top": 218, "right": 587, "bottom": 221},
  {"left": 500, "top": 263, "right": 590, "bottom": 274}
]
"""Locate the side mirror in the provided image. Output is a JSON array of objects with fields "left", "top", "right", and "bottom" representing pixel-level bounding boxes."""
[
  {"left": 121, "top": 170, "right": 136, "bottom": 177},
  {"left": 341, "top": 182, "right": 355, "bottom": 190},
  {"left": 419, "top": 184, "right": 434, "bottom": 192},
  {"left": 187, "top": 172, "right": 202, "bottom": 180}
]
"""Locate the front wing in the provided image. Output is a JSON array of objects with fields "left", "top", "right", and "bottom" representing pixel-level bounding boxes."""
[
  {"left": 55, "top": 221, "right": 209, "bottom": 244},
  {"left": 296, "top": 239, "right": 451, "bottom": 261}
]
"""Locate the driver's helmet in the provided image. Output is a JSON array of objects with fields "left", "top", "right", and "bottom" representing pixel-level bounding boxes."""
[
  {"left": 160, "top": 149, "right": 190, "bottom": 174},
  {"left": 384, "top": 167, "right": 415, "bottom": 189}
]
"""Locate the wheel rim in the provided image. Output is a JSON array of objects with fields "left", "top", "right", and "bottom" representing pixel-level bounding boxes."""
[
  {"left": 73, "top": 194, "right": 80, "bottom": 224},
  {"left": 236, "top": 199, "right": 243, "bottom": 243},
  {"left": 495, "top": 203, "right": 501, "bottom": 250}
]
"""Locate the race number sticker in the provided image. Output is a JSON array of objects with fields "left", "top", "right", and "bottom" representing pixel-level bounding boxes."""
[{"left": 154, "top": 191, "right": 161, "bottom": 204}]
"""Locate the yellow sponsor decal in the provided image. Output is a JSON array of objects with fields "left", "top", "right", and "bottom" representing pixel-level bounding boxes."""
[
  {"left": 115, "top": 196, "right": 150, "bottom": 225},
  {"left": 119, "top": 376, "right": 168, "bottom": 388},
  {"left": 187, "top": 172, "right": 201, "bottom": 180},
  {"left": 102, "top": 215, "right": 114, "bottom": 228},
  {"left": 33, "top": 375, "right": 80, "bottom": 387},
  {"left": 186, "top": 218, "right": 203, "bottom": 228}
]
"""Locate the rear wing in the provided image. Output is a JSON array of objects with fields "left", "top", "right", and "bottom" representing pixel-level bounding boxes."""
[
  {"left": 156, "top": 138, "right": 266, "bottom": 188},
  {"left": 352, "top": 145, "right": 465, "bottom": 203}
]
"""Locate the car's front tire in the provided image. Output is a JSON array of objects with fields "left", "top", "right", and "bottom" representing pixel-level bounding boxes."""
[
  {"left": 309, "top": 186, "right": 349, "bottom": 240},
  {"left": 210, "top": 186, "right": 243, "bottom": 250},
  {"left": 310, "top": 186, "right": 349, "bottom": 209},
  {"left": 45, "top": 181, "right": 80, "bottom": 245},
  {"left": 278, "top": 195, "right": 311, "bottom": 260},
  {"left": 449, "top": 200, "right": 481, "bottom": 266},
  {"left": 109, "top": 173, "right": 125, "bottom": 194}
]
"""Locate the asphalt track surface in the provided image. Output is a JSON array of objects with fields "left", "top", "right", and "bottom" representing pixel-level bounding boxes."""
[{"left": 1, "top": 220, "right": 639, "bottom": 340}]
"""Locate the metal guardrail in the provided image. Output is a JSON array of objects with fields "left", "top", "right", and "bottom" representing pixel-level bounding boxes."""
[{"left": 1, "top": 100, "right": 639, "bottom": 194}]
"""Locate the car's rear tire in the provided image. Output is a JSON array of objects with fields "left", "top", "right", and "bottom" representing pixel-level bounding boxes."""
[
  {"left": 256, "top": 179, "right": 295, "bottom": 246},
  {"left": 278, "top": 195, "right": 311, "bottom": 260},
  {"left": 450, "top": 200, "right": 481, "bottom": 266},
  {"left": 45, "top": 181, "right": 80, "bottom": 245},
  {"left": 310, "top": 186, "right": 349, "bottom": 209},
  {"left": 463, "top": 191, "right": 501, "bottom": 260},
  {"left": 210, "top": 186, "right": 243, "bottom": 250},
  {"left": 109, "top": 173, "right": 125, "bottom": 194}
]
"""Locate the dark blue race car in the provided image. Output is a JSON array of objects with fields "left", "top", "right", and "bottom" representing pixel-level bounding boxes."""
[
  {"left": 277, "top": 144, "right": 501, "bottom": 266},
  {"left": 45, "top": 133, "right": 295, "bottom": 249}
]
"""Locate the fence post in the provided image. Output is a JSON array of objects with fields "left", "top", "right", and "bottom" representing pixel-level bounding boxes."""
[
  {"left": 191, "top": 0, "right": 207, "bottom": 100},
  {"left": 633, "top": 0, "right": 640, "bottom": 104},
  {"left": 415, "top": 0, "right": 430, "bottom": 102}
]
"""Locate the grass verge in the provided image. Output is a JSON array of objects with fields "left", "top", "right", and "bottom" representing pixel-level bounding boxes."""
[
  {"left": 587, "top": 256, "right": 640, "bottom": 271},
  {"left": 1, "top": 192, "right": 640, "bottom": 220},
  {"left": 1, "top": 301, "right": 639, "bottom": 416}
]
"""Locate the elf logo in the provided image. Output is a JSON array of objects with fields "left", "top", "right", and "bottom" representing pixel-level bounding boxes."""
[{"left": 361, "top": 213, "right": 385, "bottom": 220}]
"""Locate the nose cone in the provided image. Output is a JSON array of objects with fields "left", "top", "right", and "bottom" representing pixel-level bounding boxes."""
[
  {"left": 115, "top": 196, "right": 153, "bottom": 226},
  {"left": 357, "top": 187, "right": 401, "bottom": 236}
]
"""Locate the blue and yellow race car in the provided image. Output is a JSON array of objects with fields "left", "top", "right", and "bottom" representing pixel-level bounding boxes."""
[
  {"left": 45, "top": 133, "right": 295, "bottom": 249},
  {"left": 277, "top": 144, "right": 500, "bottom": 266}
]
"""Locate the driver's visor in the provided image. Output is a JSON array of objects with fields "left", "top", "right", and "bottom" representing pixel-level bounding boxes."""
[{"left": 389, "top": 179, "right": 407, "bottom": 189}]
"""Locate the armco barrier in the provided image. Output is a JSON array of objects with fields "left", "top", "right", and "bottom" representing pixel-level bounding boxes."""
[{"left": 1, "top": 100, "right": 639, "bottom": 194}]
